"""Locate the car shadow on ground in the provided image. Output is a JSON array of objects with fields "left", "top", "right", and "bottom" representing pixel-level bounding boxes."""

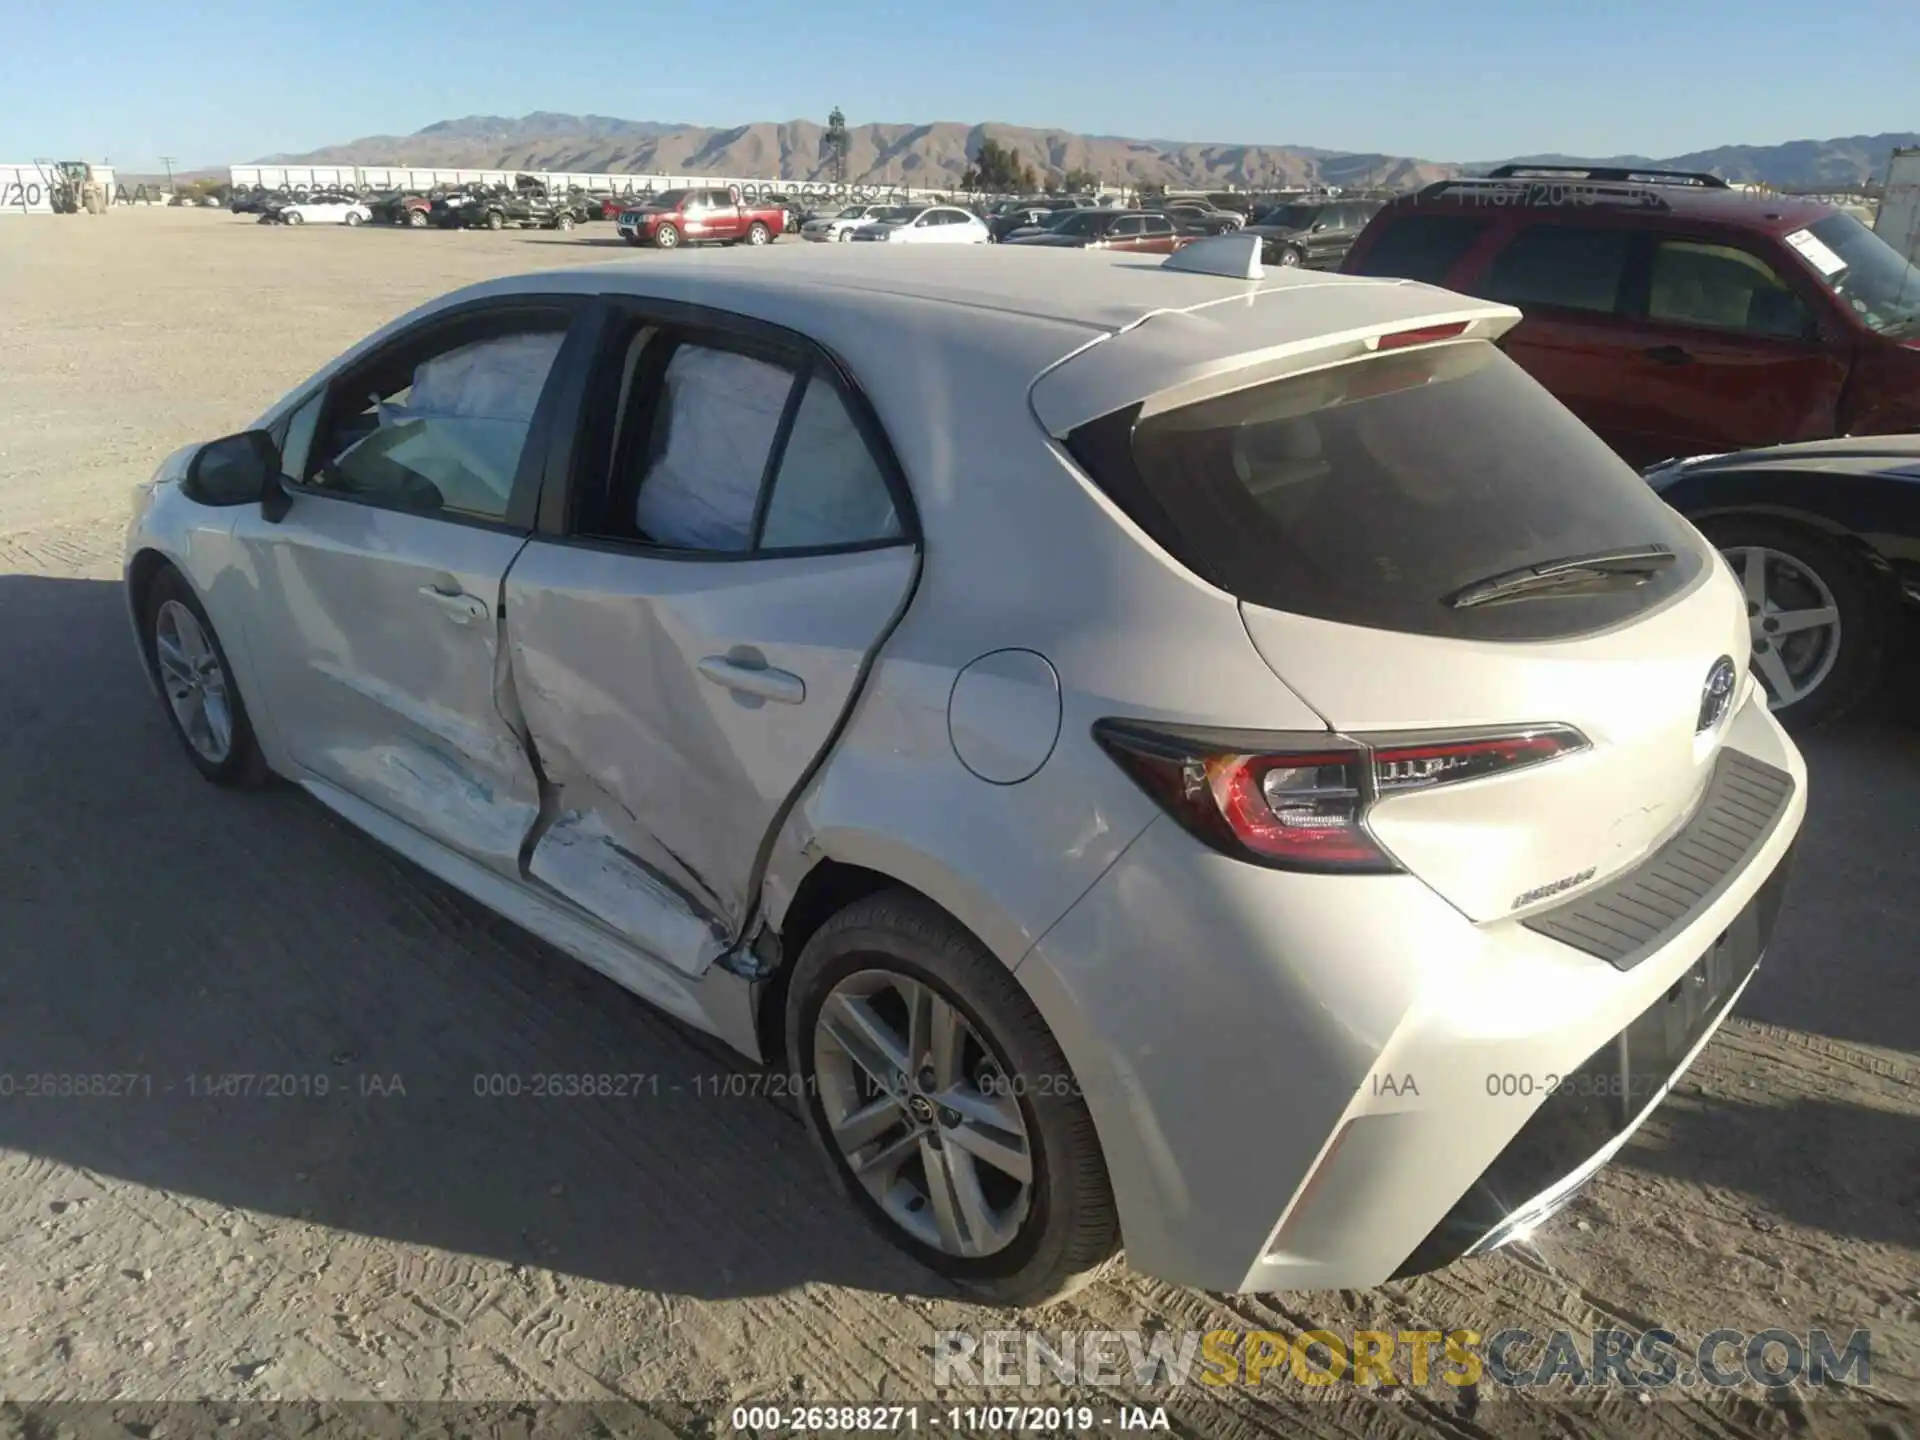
[
  {"left": 1619, "top": 1089, "right": 1919, "bottom": 1249},
  {"left": 0, "top": 571, "right": 1914, "bottom": 1297},
  {"left": 0, "top": 572, "right": 950, "bottom": 1303}
]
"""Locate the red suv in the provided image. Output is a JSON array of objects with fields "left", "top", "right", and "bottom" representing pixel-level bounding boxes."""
[{"left": 1342, "top": 166, "right": 1920, "bottom": 468}]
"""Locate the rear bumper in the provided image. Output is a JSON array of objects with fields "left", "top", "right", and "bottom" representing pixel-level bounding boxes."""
[{"left": 1015, "top": 690, "right": 1806, "bottom": 1292}]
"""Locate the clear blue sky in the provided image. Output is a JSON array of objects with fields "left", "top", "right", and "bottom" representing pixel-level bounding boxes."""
[{"left": 2, "top": 0, "right": 1913, "bottom": 172}]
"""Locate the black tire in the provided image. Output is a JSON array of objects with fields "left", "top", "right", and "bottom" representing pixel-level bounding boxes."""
[
  {"left": 406, "top": 208, "right": 428, "bottom": 228},
  {"left": 1275, "top": 244, "right": 1303, "bottom": 267},
  {"left": 746, "top": 221, "right": 771, "bottom": 246},
  {"left": 344, "top": 210, "right": 363, "bottom": 226},
  {"left": 285, "top": 211, "right": 304, "bottom": 225},
  {"left": 1695, "top": 514, "right": 1888, "bottom": 730},
  {"left": 486, "top": 209, "right": 504, "bottom": 231},
  {"left": 142, "top": 567, "right": 269, "bottom": 788},
  {"left": 653, "top": 221, "right": 681, "bottom": 249},
  {"left": 555, "top": 213, "right": 575, "bottom": 231},
  {"left": 785, "top": 889, "right": 1119, "bottom": 1307}
]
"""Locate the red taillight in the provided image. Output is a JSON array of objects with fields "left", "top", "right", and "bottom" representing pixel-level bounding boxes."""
[
  {"left": 1093, "top": 721, "right": 1587, "bottom": 873},
  {"left": 1371, "top": 321, "right": 1471, "bottom": 351}
]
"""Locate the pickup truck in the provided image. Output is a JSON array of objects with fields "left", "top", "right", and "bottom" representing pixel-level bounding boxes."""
[{"left": 616, "top": 186, "right": 785, "bottom": 249}]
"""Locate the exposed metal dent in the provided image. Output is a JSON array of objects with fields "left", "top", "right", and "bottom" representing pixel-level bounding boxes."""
[
  {"left": 298, "top": 775, "right": 722, "bottom": 1035},
  {"left": 526, "top": 807, "right": 729, "bottom": 978}
]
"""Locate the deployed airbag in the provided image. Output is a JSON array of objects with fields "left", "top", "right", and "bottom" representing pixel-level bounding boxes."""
[{"left": 634, "top": 346, "right": 794, "bottom": 550}]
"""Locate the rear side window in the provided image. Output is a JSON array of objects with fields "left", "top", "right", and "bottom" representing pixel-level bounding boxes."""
[
  {"left": 1485, "top": 225, "right": 1632, "bottom": 314},
  {"left": 1068, "top": 342, "right": 1704, "bottom": 641},
  {"left": 1347, "top": 214, "right": 1491, "bottom": 283}
]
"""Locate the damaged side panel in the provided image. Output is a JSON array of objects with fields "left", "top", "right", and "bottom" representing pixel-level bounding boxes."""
[{"left": 500, "top": 539, "right": 918, "bottom": 978}]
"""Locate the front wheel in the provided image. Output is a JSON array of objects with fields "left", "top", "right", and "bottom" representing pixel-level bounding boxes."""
[
  {"left": 284, "top": 211, "right": 304, "bottom": 225},
  {"left": 406, "top": 208, "right": 428, "bottom": 228},
  {"left": 653, "top": 222, "right": 681, "bottom": 249},
  {"left": 1698, "top": 515, "right": 1887, "bottom": 729},
  {"left": 344, "top": 211, "right": 363, "bottom": 226},
  {"left": 555, "top": 213, "right": 575, "bottom": 231},
  {"left": 786, "top": 890, "right": 1119, "bottom": 1306},
  {"left": 486, "top": 210, "right": 504, "bottom": 231},
  {"left": 1274, "top": 244, "right": 1302, "bottom": 266},
  {"left": 144, "top": 567, "right": 268, "bottom": 787},
  {"left": 746, "top": 221, "right": 771, "bottom": 246}
]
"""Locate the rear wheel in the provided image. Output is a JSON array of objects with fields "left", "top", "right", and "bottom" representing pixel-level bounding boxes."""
[
  {"left": 344, "top": 210, "right": 363, "bottom": 226},
  {"left": 284, "top": 211, "right": 304, "bottom": 225},
  {"left": 144, "top": 567, "right": 268, "bottom": 788},
  {"left": 746, "top": 221, "right": 771, "bottom": 246},
  {"left": 406, "top": 208, "right": 427, "bottom": 228},
  {"left": 654, "top": 222, "right": 681, "bottom": 249},
  {"left": 786, "top": 890, "right": 1119, "bottom": 1306},
  {"left": 555, "top": 213, "right": 575, "bottom": 231},
  {"left": 1698, "top": 515, "right": 1886, "bottom": 730}
]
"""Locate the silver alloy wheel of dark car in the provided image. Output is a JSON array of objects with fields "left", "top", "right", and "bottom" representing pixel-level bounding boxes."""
[
  {"left": 1275, "top": 244, "right": 1301, "bottom": 266},
  {"left": 1723, "top": 544, "right": 1843, "bottom": 712},
  {"left": 813, "top": 968, "right": 1034, "bottom": 1258}
]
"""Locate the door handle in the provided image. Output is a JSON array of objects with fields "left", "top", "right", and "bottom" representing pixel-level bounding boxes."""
[
  {"left": 1644, "top": 344, "right": 1693, "bottom": 366},
  {"left": 418, "top": 585, "right": 489, "bottom": 624},
  {"left": 697, "top": 655, "right": 806, "bottom": 704}
]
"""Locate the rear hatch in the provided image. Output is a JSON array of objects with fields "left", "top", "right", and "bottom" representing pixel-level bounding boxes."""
[{"left": 1048, "top": 292, "right": 1748, "bottom": 922}]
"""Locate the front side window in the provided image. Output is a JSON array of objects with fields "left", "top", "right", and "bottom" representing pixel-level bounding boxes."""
[
  {"left": 1485, "top": 224, "right": 1633, "bottom": 314},
  {"left": 1646, "top": 239, "right": 1811, "bottom": 337},
  {"left": 307, "top": 323, "right": 568, "bottom": 521}
]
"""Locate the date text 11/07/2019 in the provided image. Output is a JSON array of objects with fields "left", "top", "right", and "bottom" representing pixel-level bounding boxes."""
[
  {"left": 728, "top": 1404, "right": 1170, "bottom": 1432},
  {"left": 0, "top": 1073, "right": 406, "bottom": 1099}
]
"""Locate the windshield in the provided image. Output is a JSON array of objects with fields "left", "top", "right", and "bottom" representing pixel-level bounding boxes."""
[
  {"left": 1257, "top": 204, "right": 1323, "bottom": 229},
  {"left": 1795, "top": 213, "right": 1920, "bottom": 333}
]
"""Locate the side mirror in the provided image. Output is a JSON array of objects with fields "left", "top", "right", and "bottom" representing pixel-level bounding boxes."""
[{"left": 184, "top": 429, "right": 280, "bottom": 508}]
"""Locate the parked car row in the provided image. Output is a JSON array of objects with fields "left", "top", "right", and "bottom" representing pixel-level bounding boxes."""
[{"left": 1340, "top": 164, "right": 1920, "bottom": 723}]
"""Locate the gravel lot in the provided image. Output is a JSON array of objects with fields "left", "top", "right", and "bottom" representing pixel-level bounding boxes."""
[{"left": 0, "top": 208, "right": 1914, "bottom": 1436}]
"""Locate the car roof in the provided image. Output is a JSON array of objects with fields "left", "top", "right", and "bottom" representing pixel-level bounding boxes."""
[
  {"left": 462, "top": 244, "right": 1481, "bottom": 337},
  {"left": 1388, "top": 181, "right": 1839, "bottom": 236},
  {"left": 1666, "top": 435, "right": 1920, "bottom": 475}
]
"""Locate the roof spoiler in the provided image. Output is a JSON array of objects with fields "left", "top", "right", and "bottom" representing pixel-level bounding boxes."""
[
  {"left": 1162, "top": 233, "right": 1263, "bottom": 280},
  {"left": 1485, "top": 163, "right": 1730, "bottom": 189}
]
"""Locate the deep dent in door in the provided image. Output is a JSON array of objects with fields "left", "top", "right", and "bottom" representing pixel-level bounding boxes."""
[
  {"left": 477, "top": 567, "right": 733, "bottom": 979},
  {"left": 495, "top": 544, "right": 921, "bottom": 980}
]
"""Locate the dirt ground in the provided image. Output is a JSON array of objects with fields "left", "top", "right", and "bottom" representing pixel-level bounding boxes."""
[{"left": 0, "top": 207, "right": 1914, "bottom": 1438}]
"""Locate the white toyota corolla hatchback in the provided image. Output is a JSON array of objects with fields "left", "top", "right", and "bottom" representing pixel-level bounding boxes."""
[{"left": 125, "top": 238, "right": 1805, "bottom": 1304}]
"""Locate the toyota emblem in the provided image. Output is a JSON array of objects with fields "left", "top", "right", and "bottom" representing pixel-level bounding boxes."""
[{"left": 1697, "top": 655, "right": 1737, "bottom": 733}]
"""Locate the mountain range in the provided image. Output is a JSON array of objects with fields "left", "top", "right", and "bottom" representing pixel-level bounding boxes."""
[{"left": 258, "top": 113, "right": 1919, "bottom": 191}]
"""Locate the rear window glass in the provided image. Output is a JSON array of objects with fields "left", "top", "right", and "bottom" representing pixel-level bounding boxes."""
[
  {"left": 1071, "top": 342, "right": 1704, "bottom": 641},
  {"left": 1347, "top": 214, "right": 1490, "bottom": 282}
]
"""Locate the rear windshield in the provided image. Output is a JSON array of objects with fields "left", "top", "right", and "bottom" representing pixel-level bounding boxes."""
[{"left": 1068, "top": 341, "right": 1705, "bottom": 641}]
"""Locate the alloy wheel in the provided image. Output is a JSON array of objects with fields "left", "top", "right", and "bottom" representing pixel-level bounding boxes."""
[
  {"left": 1725, "top": 544, "right": 1843, "bottom": 711},
  {"left": 813, "top": 969, "right": 1033, "bottom": 1258},
  {"left": 154, "top": 600, "right": 235, "bottom": 764}
]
